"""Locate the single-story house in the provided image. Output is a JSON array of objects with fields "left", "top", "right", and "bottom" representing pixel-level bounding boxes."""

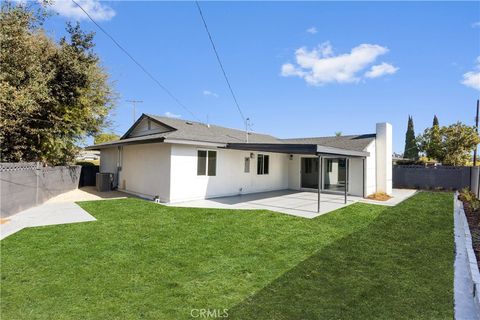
[{"left": 87, "top": 114, "right": 392, "bottom": 209}]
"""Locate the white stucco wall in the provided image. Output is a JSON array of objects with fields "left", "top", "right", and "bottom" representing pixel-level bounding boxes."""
[
  {"left": 364, "top": 140, "right": 377, "bottom": 196},
  {"left": 348, "top": 158, "right": 364, "bottom": 196},
  {"left": 288, "top": 155, "right": 301, "bottom": 190},
  {"left": 100, "top": 147, "right": 118, "bottom": 174},
  {"left": 169, "top": 144, "right": 289, "bottom": 203},
  {"left": 119, "top": 143, "right": 171, "bottom": 201},
  {"left": 376, "top": 123, "right": 393, "bottom": 195}
]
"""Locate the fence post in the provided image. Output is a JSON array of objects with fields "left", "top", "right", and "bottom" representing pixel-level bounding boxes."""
[
  {"left": 35, "top": 162, "right": 40, "bottom": 205},
  {"left": 472, "top": 167, "right": 480, "bottom": 198}
]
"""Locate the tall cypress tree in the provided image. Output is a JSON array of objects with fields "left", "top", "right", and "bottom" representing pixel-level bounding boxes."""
[
  {"left": 404, "top": 116, "right": 419, "bottom": 159},
  {"left": 427, "top": 115, "right": 442, "bottom": 160}
]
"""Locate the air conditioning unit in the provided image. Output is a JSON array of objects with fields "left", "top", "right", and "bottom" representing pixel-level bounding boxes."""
[{"left": 96, "top": 172, "right": 114, "bottom": 192}]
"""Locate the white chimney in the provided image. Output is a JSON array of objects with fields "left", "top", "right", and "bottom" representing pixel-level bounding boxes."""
[{"left": 376, "top": 122, "right": 392, "bottom": 195}]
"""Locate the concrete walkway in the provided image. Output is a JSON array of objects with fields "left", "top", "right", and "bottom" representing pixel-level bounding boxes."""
[
  {"left": 0, "top": 202, "right": 96, "bottom": 240},
  {"left": 1, "top": 187, "right": 130, "bottom": 240}
]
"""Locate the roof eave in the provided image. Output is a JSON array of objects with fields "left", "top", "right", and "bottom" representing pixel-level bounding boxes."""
[
  {"left": 316, "top": 145, "right": 369, "bottom": 157},
  {"left": 85, "top": 136, "right": 166, "bottom": 150}
]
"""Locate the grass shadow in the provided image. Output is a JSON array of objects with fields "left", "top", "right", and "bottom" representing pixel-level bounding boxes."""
[{"left": 228, "top": 192, "right": 454, "bottom": 320}]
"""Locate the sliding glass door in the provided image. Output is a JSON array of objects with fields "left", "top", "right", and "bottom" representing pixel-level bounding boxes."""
[
  {"left": 323, "top": 158, "right": 346, "bottom": 192},
  {"left": 301, "top": 157, "right": 348, "bottom": 193},
  {"left": 300, "top": 157, "right": 319, "bottom": 189}
]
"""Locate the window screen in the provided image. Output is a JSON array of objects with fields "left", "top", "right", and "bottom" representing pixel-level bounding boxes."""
[
  {"left": 197, "top": 150, "right": 216, "bottom": 176},
  {"left": 207, "top": 151, "right": 216, "bottom": 176},
  {"left": 257, "top": 154, "right": 269, "bottom": 175},
  {"left": 263, "top": 155, "right": 269, "bottom": 174},
  {"left": 197, "top": 150, "right": 207, "bottom": 175}
]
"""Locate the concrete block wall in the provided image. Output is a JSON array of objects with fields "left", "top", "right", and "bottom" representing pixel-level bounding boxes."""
[{"left": 0, "top": 163, "right": 81, "bottom": 218}]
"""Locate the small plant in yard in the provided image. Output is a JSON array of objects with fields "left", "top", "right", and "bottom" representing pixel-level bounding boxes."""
[
  {"left": 459, "top": 187, "right": 475, "bottom": 203},
  {"left": 458, "top": 188, "right": 480, "bottom": 215},
  {"left": 471, "top": 199, "right": 480, "bottom": 212}
]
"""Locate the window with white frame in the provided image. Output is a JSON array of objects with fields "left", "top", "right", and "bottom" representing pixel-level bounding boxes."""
[
  {"left": 197, "top": 150, "right": 217, "bottom": 176},
  {"left": 257, "top": 154, "right": 269, "bottom": 175}
]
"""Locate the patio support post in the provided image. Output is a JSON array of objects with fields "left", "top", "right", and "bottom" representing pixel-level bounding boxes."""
[
  {"left": 344, "top": 157, "right": 349, "bottom": 204},
  {"left": 317, "top": 155, "right": 322, "bottom": 213},
  {"left": 362, "top": 158, "right": 366, "bottom": 198}
]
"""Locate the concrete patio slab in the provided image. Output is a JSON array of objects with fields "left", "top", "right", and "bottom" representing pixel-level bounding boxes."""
[{"left": 168, "top": 190, "right": 362, "bottom": 218}]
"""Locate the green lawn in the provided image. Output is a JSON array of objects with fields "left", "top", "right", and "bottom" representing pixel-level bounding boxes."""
[{"left": 1, "top": 192, "right": 453, "bottom": 319}]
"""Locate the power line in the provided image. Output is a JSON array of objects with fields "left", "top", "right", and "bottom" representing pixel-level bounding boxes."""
[
  {"left": 70, "top": 0, "right": 201, "bottom": 122},
  {"left": 195, "top": 1, "right": 247, "bottom": 126}
]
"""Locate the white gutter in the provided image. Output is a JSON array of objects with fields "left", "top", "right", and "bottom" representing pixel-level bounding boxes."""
[{"left": 163, "top": 139, "right": 227, "bottom": 148}]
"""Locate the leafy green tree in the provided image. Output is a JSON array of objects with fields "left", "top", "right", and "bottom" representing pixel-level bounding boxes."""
[
  {"left": 94, "top": 133, "right": 120, "bottom": 144},
  {"left": 433, "top": 115, "right": 439, "bottom": 127},
  {"left": 403, "top": 116, "right": 419, "bottom": 159},
  {"left": 441, "top": 123, "right": 480, "bottom": 166},
  {"left": 418, "top": 122, "right": 480, "bottom": 166},
  {"left": 0, "top": 2, "right": 115, "bottom": 165}
]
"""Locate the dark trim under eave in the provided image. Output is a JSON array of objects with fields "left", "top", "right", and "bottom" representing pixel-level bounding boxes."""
[
  {"left": 226, "top": 143, "right": 317, "bottom": 155},
  {"left": 227, "top": 143, "right": 369, "bottom": 157}
]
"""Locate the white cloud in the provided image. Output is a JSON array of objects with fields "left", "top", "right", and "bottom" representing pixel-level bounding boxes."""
[
  {"left": 281, "top": 42, "right": 395, "bottom": 85},
  {"left": 462, "top": 56, "right": 480, "bottom": 91},
  {"left": 165, "top": 111, "right": 181, "bottom": 118},
  {"left": 203, "top": 90, "right": 219, "bottom": 98},
  {"left": 365, "top": 62, "right": 399, "bottom": 78},
  {"left": 306, "top": 27, "right": 317, "bottom": 34},
  {"left": 48, "top": 0, "right": 116, "bottom": 21},
  {"left": 472, "top": 21, "right": 480, "bottom": 28}
]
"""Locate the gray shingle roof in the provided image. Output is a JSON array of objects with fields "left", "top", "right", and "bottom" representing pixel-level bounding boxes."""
[
  {"left": 147, "top": 114, "right": 282, "bottom": 144},
  {"left": 281, "top": 134, "right": 376, "bottom": 152},
  {"left": 87, "top": 114, "right": 376, "bottom": 152}
]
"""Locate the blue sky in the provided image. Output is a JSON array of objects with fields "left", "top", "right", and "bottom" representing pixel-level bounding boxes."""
[{"left": 42, "top": 1, "right": 480, "bottom": 153}]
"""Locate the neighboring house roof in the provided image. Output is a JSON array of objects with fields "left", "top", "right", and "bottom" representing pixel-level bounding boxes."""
[
  {"left": 282, "top": 134, "right": 376, "bottom": 152},
  {"left": 87, "top": 114, "right": 375, "bottom": 156}
]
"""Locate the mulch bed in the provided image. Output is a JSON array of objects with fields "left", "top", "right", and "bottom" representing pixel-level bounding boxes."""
[
  {"left": 459, "top": 195, "right": 480, "bottom": 269},
  {"left": 367, "top": 192, "right": 392, "bottom": 201}
]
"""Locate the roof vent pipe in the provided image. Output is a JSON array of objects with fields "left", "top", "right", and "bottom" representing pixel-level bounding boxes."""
[{"left": 245, "top": 117, "right": 251, "bottom": 143}]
